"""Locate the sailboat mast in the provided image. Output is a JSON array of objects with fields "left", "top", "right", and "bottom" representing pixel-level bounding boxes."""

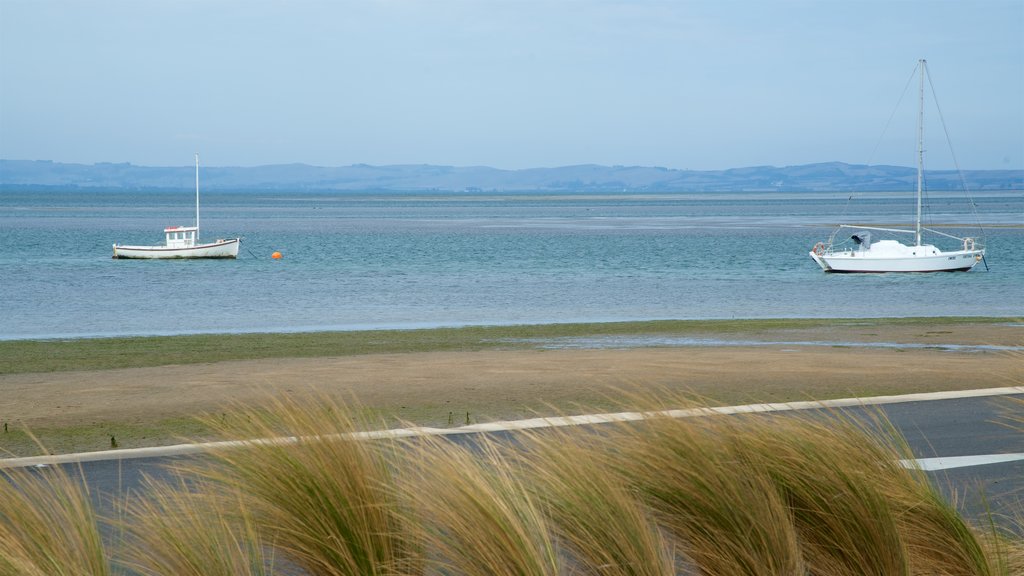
[
  {"left": 195, "top": 153, "right": 200, "bottom": 241},
  {"left": 915, "top": 59, "right": 925, "bottom": 247}
]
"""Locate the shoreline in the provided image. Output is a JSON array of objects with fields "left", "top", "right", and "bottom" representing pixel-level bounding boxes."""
[
  {"left": 4, "top": 313, "right": 1022, "bottom": 344},
  {"left": 4, "top": 314, "right": 1020, "bottom": 337},
  {"left": 1, "top": 316, "right": 1020, "bottom": 457},
  {"left": 1, "top": 316, "right": 1018, "bottom": 375}
]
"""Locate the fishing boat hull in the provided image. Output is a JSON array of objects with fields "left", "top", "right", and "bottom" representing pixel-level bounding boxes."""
[
  {"left": 810, "top": 246, "right": 984, "bottom": 273},
  {"left": 113, "top": 238, "right": 240, "bottom": 259}
]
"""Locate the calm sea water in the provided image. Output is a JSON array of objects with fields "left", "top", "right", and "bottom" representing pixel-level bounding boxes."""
[{"left": 1, "top": 189, "right": 1021, "bottom": 340}]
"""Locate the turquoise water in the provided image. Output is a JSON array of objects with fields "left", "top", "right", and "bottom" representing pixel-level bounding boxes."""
[{"left": 1, "top": 189, "right": 1021, "bottom": 340}]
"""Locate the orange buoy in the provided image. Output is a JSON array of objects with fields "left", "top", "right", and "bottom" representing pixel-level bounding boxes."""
[{"left": 271, "top": 251, "right": 282, "bottom": 259}]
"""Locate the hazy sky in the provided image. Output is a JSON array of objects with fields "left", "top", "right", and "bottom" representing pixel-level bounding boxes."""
[{"left": 1, "top": 0, "right": 1021, "bottom": 170}]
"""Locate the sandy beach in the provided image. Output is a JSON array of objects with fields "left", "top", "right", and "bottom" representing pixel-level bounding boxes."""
[{"left": 1, "top": 319, "right": 1019, "bottom": 456}]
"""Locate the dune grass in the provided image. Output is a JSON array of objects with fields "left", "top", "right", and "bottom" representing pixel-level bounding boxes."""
[
  {"left": 605, "top": 414, "right": 805, "bottom": 575},
  {"left": 1, "top": 392, "right": 1021, "bottom": 575},
  {"left": 400, "top": 436, "right": 559, "bottom": 576},
  {"left": 0, "top": 460, "right": 109, "bottom": 576},
  {"left": 183, "top": 396, "right": 418, "bottom": 576},
  {"left": 117, "top": 476, "right": 273, "bottom": 576},
  {"left": 515, "top": 428, "right": 675, "bottom": 576}
]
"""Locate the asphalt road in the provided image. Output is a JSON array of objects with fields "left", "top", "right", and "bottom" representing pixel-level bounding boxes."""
[
  {"left": 864, "top": 393, "right": 1023, "bottom": 524},
  {"left": 30, "top": 392, "right": 1024, "bottom": 530}
]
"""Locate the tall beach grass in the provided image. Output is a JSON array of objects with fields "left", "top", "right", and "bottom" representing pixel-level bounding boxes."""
[
  {"left": 515, "top": 428, "right": 675, "bottom": 575},
  {"left": 1, "top": 392, "right": 1021, "bottom": 575},
  {"left": 118, "top": 475, "right": 273, "bottom": 576},
  {"left": 399, "top": 436, "right": 560, "bottom": 576},
  {"left": 602, "top": 413, "right": 804, "bottom": 575},
  {"left": 180, "top": 395, "right": 418, "bottom": 576},
  {"left": 0, "top": 460, "right": 109, "bottom": 576}
]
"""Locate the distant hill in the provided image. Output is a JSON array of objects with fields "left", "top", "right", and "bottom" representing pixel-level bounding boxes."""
[{"left": 1, "top": 159, "right": 1020, "bottom": 192}]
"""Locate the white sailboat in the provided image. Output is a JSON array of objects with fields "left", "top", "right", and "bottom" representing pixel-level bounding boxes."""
[
  {"left": 809, "top": 60, "right": 985, "bottom": 273},
  {"left": 113, "top": 154, "right": 240, "bottom": 259}
]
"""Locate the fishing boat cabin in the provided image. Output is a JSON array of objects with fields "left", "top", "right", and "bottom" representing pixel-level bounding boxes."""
[{"left": 164, "top": 226, "right": 199, "bottom": 248}]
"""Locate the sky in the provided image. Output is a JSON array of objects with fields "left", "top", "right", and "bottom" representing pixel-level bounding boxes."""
[{"left": 1, "top": 0, "right": 1022, "bottom": 170}]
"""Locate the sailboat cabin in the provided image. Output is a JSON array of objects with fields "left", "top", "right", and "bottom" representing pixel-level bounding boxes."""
[{"left": 164, "top": 226, "right": 198, "bottom": 248}]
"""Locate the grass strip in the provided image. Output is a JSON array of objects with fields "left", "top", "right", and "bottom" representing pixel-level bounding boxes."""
[{"left": 0, "top": 316, "right": 1009, "bottom": 375}]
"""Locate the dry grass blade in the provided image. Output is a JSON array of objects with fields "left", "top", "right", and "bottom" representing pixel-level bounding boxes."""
[
  {"left": 118, "top": 474, "right": 273, "bottom": 576},
  {"left": 187, "top": 394, "right": 416, "bottom": 576},
  {"left": 517, "top": 426, "right": 675, "bottom": 576},
  {"left": 886, "top": 471, "right": 995, "bottom": 576},
  {"left": 843, "top": 408, "right": 997, "bottom": 576},
  {"left": 0, "top": 462, "right": 110, "bottom": 576},
  {"left": 742, "top": 411, "right": 911, "bottom": 576},
  {"left": 998, "top": 506, "right": 1024, "bottom": 575},
  {"left": 608, "top": 414, "right": 805, "bottom": 576},
  {"left": 999, "top": 397, "right": 1023, "bottom": 433},
  {"left": 400, "top": 435, "right": 560, "bottom": 576}
]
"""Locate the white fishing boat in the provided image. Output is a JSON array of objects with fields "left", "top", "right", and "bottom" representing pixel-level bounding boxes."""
[
  {"left": 809, "top": 60, "right": 985, "bottom": 273},
  {"left": 113, "top": 154, "right": 240, "bottom": 259}
]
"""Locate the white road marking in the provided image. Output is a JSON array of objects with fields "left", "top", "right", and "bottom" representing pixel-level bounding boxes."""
[
  {"left": 900, "top": 453, "right": 1024, "bottom": 471},
  {"left": 2, "top": 385, "right": 1021, "bottom": 469}
]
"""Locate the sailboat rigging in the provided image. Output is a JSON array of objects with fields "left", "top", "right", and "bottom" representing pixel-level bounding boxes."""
[{"left": 809, "top": 60, "right": 986, "bottom": 273}]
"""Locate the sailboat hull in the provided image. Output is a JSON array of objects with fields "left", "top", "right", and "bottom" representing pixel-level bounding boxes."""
[
  {"left": 810, "top": 248, "right": 983, "bottom": 273},
  {"left": 113, "top": 238, "right": 240, "bottom": 259},
  {"left": 809, "top": 61, "right": 987, "bottom": 274}
]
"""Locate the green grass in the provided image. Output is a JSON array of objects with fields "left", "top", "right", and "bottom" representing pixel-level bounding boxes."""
[{"left": 0, "top": 316, "right": 1009, "bottom": 375}]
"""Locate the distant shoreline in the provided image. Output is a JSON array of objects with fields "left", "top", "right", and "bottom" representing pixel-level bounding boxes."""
[{"left": 3, "top": 159, "right": 1021, "bottom": 192}]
